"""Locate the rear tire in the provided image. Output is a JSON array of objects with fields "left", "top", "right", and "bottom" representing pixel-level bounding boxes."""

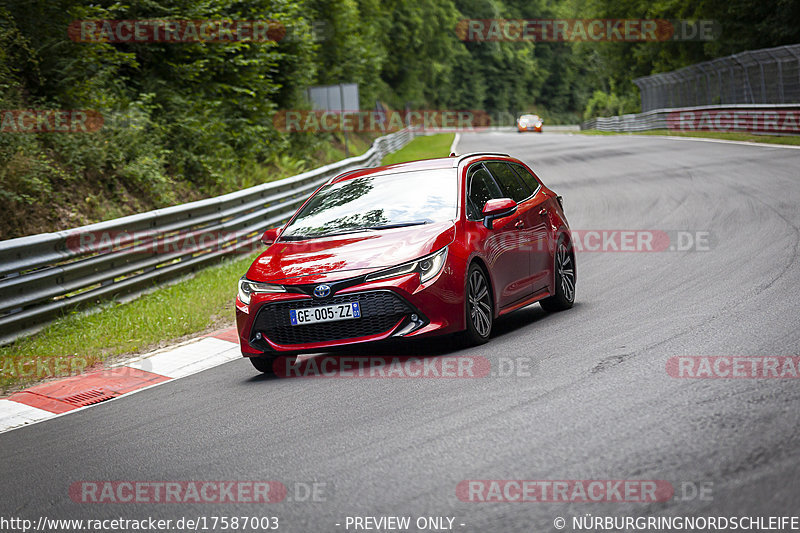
[
  {"left": 249, "top": 355, "right": 276, "bottom": 374},
  {"left": 540, "top": 238, "right": 576, "bottom": 312},
  {"left": 464, "top": 264, "right": 493, "bottom": 346}
]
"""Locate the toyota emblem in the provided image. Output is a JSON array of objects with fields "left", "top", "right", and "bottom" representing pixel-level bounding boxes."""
[{"left": 313, "top": 284, "right": 332, "bottom": 298}]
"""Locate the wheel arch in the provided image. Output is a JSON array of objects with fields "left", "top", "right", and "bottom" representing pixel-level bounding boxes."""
[{"left": 467, "top": 256, "right": 498, "bottom": 318}]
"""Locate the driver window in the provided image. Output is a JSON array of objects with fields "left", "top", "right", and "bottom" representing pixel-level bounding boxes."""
[{"left": 466, "top": 164, "right": 502, "bottom": 220}]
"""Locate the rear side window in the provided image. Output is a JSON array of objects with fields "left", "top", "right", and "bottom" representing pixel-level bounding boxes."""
[
  {"left": 466, "top": 164, "right": 503, "bottom": 220},
  {"left": 485, "top": 162, "right": 532, "bottom": 202},
  {"left": 509, "top": 163, "right": 541, "bottom": 193}
]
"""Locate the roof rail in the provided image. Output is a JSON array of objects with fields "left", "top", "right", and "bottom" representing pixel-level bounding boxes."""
[
  {"left": 327, "top": 167, "right": 368, "bottom": 184},
  {"left": 451, "top": 152, "right": 511, "bottom": 166}
]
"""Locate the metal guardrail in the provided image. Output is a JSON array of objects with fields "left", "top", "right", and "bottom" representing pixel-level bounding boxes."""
[
  {"left": 0, "top": 128, "right": 415, "bottom": 345},
  {"left": 582, "top": 109, "right": 669, "bottom": 132},
  {"left": 581, "top": 104, "right": 800, "bottom": 135},
  {"left": 634, "top": 44, "right": 800, "bottom": 112}
]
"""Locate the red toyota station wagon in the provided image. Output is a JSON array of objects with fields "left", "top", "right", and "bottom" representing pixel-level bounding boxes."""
[{"left": 236, "top": 153, "right": 575, "bottom": 373}]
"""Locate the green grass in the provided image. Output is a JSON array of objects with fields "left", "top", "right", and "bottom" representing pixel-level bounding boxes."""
[
  {"left": 0, "top": 252, "right": 258, "bottom": 393},
  {"left": 578, "top": 129, "right": 800, "bottom": 146},
  {"left": 381, "top": 133, "right": 455, "bottom": 165}
]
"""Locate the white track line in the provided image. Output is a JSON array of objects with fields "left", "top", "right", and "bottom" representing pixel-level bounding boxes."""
[
  {"left": 125, "top": 337, "right": 241, "bottom": 379},
  {"left": 590, "top": 133, "right": 800, "bottom": 150},
  {"left": 0, "top": 400, "right": 52, "bottom": 430},
  {"left": 450, "top": 133, "right": 461, "bottom": 155},
  {"left": 649, "top": 135, "right": 800, "bottom": 149}
]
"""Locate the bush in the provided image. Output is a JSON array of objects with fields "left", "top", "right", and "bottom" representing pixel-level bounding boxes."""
[{"left": 583, "top": 90, "right": 640, "bottom": 120}]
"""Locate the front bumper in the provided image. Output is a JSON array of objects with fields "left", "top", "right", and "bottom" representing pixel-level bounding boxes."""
[{"left": 236, "top": 266, "right": 465, "bottom": 355}]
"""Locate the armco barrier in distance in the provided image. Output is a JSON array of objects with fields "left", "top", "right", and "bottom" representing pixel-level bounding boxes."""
[{"left": 581, "top": 104, "right": 800, "bottom": 135}]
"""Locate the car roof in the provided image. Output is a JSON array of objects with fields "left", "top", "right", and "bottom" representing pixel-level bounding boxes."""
[{"left": 328, "top": 152, "right": 517, "bottom": 184}]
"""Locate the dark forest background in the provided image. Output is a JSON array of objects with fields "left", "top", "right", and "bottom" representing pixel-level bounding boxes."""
[{"left": 1, "top": 0, "right": 798, "bottom": 237}]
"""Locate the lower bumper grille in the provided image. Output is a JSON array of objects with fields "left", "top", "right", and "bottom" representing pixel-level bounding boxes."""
[{"left": 252, "top": 291, "right": 414, "bottom": 346}]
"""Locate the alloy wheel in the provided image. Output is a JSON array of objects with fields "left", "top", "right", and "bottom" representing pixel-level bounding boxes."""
[
  {"left": 468, "top": 269, "right": 492, "bottom": 338},
  {"left": 557, "top": 242, "right": 575, "bottom": 302}
]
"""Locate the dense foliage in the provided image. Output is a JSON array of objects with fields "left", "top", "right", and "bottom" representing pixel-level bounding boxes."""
[{"left": 0, "top": 0, "right": 797, "bottom": 238}]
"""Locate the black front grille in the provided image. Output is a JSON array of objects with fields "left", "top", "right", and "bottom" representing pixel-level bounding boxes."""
[{"left": 252, "top": 291, "right": 413, "bottom": 346}]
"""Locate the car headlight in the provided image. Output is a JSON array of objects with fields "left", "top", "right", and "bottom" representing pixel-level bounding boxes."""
[
  {"left": 366, "top": 247, "right": 448, "bottom": 284},
  {"left": 238, "top": 277, "right": 285, "bottom": 305}
]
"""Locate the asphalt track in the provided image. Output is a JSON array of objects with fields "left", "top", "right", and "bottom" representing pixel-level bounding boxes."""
[{"left": 2, "top": 132, "right": 799, "bottom": 532}]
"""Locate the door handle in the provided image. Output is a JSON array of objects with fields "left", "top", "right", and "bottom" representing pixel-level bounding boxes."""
[
  {"left": 515, "top": 220, "right": 525, "bottom": 229},
  {"left": 538, "top": 208, "right": 548, "bottom": 216}
]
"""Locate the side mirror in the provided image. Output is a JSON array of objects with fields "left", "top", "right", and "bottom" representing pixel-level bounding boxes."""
[
  {"left": 260, "top": 227, "right": 280, "bottom": 246},
  {"left": 482, "top": 198, "right": 517, "bottom": 229}
]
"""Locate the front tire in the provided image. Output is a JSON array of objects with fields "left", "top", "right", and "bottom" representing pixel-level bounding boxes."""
[
  {"left": 464, "top": 264, "right": 493, "bottom": 345},
  {"left": 540, "top": 238, "right": 576, "bottom": 312},
  {"left": 249, "top": 355, "right": 276, "bottom": 374}
]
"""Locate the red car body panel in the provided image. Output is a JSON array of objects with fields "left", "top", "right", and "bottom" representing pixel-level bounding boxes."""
[{"left": 236, "top": 154, "right": 572, "bottom": 356}]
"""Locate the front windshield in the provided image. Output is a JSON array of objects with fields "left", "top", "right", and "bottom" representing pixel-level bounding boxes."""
[{"left": 280, "top": 169, "right": 457, "bottom": 240}]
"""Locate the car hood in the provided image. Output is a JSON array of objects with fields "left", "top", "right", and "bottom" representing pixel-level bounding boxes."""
[{"left": 246, "top": 220, "right": 456, "bottom": 285}]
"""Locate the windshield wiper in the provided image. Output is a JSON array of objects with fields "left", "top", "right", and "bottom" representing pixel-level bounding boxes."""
[
  {"left": 322, "top": 220, "right": 430, "bottom": 237},
  {"left": 361, "top": 220, "right": 430, "bottom": 231},
  {"left": 281, "top": 221, "right": 430, "bottom": 241}
]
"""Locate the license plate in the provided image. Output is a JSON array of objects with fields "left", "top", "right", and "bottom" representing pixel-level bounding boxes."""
[{"left": 290, "top": 302, "right": 361, "bottom": 326}]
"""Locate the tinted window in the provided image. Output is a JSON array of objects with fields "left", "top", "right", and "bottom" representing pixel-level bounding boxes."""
[
  {"left": 485, "top": 162, "right": 532, "bottom": 202},
  {"left": 466, "top": 165, "right": 502, "bottom": 220},
  {"left": 281, "top": 169, "right": 457, "bottom": 240},
  {"left": 510, "top": 163, "right": 541, "bottom": 193}
]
